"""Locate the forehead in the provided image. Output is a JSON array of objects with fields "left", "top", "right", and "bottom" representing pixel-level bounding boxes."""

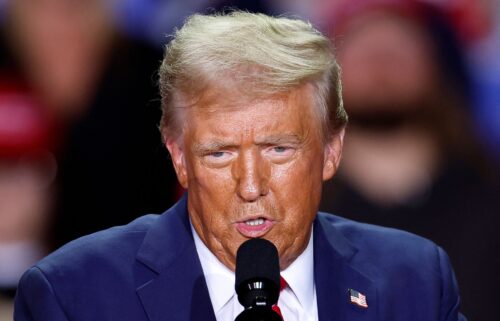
[{"left": 182, "top": 85, "right": 320, "bottom": 141}]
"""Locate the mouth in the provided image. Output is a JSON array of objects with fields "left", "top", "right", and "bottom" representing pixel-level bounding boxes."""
[{"left": 235, "top": 216, "right": 275, "bottom": 238}]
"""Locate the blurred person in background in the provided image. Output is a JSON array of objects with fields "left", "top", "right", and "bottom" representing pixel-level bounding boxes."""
[
  {"left": 0, "top": 0, "right": 178, "bottom": 249},
  {"left": 319, "top": 1, "right": 500, "bottom": 320},
  {"left": 0, "top": 81, "right": 56, "bottom": 320}
]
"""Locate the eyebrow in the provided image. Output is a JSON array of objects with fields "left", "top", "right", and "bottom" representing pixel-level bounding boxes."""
[
  {"left": 192, "top": 141, "right": 237, "bottom": 154},
  {"left": 255, "top": 134, "right": 303, "bottom": 146}
]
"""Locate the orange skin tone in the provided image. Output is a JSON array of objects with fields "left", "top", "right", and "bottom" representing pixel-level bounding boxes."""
[{"left": 166, "top": 84, "right": 344, "bottom": 271}]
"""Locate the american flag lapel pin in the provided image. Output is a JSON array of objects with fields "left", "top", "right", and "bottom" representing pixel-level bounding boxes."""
[{"left": 349, "top": 288, "right": 368, "bottom": 308}]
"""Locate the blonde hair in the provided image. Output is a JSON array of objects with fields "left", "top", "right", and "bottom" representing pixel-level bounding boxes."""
[{"left": 159, "top": 11, "right": 347, "bottom": 140}]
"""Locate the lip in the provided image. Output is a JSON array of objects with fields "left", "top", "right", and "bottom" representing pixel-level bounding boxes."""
[{"left": 235, "top": 215, "right": 275, "bottom": 238}]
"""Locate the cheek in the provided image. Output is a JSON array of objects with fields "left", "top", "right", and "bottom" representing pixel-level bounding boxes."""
[
  {"left": 270, "top": 154, "right": 323, "bottom": 234},
  {"left": 281, "top": 202, "right": 317, "bottom": 233},
  {"left": 188, "top": 163, "right": 236, "bottom": 228},
  {"left": 189, "top": 160, "right": 234, "bottom": 197},
  {"left": 271, "top": 152, "right": 324, "bottom": 199}
]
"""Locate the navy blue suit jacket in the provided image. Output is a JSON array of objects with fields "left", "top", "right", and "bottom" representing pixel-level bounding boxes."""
[{"left": 15, "top": 196, "right": 466, "bottom": 320}]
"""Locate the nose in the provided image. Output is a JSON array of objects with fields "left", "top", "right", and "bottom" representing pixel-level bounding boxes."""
[{"left": 233, "top": 149, "right": 269, "bottom": 202}]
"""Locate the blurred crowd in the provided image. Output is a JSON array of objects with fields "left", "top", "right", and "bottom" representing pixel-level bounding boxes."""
[{"left": 0, "top": 0, "right": 498, "bottom": 320}]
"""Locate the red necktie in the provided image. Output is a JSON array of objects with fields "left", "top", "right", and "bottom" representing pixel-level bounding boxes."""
[{"left": 272, "top": 277, "right": 287, "bottom": 320}]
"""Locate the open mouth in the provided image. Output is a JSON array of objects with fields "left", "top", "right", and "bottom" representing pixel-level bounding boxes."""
[
  {"left": 244, "top": 218, "right": 265, "bottom": 226},
  {"left": 236, "top": 217, "right": 274, "bottom": 238}
]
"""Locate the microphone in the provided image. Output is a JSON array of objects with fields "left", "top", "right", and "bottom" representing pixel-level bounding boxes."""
[{"left": 235, "top": 238, "right": 282, "bottom": 321}]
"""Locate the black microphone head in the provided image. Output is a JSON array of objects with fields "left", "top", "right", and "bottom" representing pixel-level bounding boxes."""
[{"left": 235, "top": 238, "right": 280, "bottom": 308}]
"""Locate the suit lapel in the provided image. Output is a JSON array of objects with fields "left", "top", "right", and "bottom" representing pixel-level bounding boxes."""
[
  {"left": 134, "top": 195, "right": 216, "bottom": 321},
  {"left": 314, "top": 214, "right": 378, "bottom": 321}
]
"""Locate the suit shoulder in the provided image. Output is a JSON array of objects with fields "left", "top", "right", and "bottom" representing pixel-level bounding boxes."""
[
  {"left": 318, "top": 212, "right": 440, "bottom": 266},
  {"left": 36, "top": 214, "right": 161, "bottom": 274},
  {"left": 16, "top": 214, "right": 166, "bottom": 320}
]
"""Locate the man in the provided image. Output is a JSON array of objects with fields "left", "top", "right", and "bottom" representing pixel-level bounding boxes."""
[{"left": 14, "top": 11, "right": 466, "bottom": 321}]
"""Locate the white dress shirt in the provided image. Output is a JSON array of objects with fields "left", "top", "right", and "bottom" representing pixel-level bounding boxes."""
[{"left": 192, "top": 224, "right": 318, "bottom": 321}]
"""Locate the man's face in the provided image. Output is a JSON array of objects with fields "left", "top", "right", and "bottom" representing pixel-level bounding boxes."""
[{"left": 166, "top": 84, "right": 343, "bottom": 270}]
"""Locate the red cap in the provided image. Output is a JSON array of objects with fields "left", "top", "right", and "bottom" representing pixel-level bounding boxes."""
[{"left": 0, "top": 81, "right": 56, "bottom": 159}]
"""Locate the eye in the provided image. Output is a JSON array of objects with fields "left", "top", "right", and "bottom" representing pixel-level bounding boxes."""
[
  {"left": 210, "top": 151, "right": 226, "bottom": 158},
  {"left": 265, "top": 145, "right": 295, "bottom": 162},
  {"left": 273, "top": 146, "right": 289, "bottom": 153},
  {"left": 202, "top": 150, "right": 233, "bottom": 167}
]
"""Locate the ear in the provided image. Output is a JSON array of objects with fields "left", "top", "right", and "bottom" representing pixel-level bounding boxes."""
[
  {"left": 165, "top": 136, "right": 189, "bottom": 189},
  {"left": 322, "top": 127, "right": 345, "bottom": 181}
]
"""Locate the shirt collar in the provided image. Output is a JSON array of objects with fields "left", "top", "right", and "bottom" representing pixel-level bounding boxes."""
[
  {"left": 280, "top": 228, "right": 315, "bottom": 312},
  {"left": 192, "top": 222, "right": 315, "bottom": 313}
]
